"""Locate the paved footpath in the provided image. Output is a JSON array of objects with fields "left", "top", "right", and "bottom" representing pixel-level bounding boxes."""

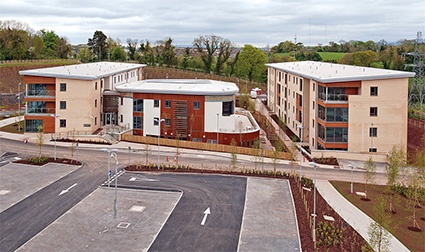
[{"left": 316, "top": 180, "right": 409, "bottom": 252}]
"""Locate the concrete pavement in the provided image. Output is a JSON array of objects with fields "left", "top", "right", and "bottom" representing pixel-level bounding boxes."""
[{"left": 316, "top": 180, "right": 409, "bottom": 252}]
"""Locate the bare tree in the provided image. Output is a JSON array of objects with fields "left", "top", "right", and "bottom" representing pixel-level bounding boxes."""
[
  {"left": 193, "top": 34, "right": 234, "bottom": 74},
  {"left": 36, "top": 126, "right": 44, "bottom": 158},
  {"left": 363, "top": 157, "right": 376, "bottom": 199},
  {"left": 367, "top": 196, "right": 392, "bottom": 252},
  {"left": 385, "top": 145, "right": 406, "bottom": 213}
]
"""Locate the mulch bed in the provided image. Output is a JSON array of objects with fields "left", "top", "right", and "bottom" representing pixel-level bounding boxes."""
[
  {"left": 14, "top": 157, "right": 82, "bottom": 166},
  {"left": 126, "top": 165, "right": 368, "bottom": 251}
]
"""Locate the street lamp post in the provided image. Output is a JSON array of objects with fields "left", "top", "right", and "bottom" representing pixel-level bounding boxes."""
[
  {"left": 128, "top": 146, "right": 131, "bottom": 165},
  {"left": 50, "top": 114, "right": 60, "bottom": 160},
  {"left": 101, "top": 148, "right": 118, "bottom": 189},
  {"left": 309, "top": 161, "right": 318, "bottom": 248},
  {"left": 370, "top": 122, "right": 374, "bottom": 152},
  {"left": 18, "top": 82, "right": 21, "bottom": 132},
  {"left": 216, "top": 113, "right": 219, "bottom": 144},
  {"left": 297, "top": 125, "right": 303, "bottom": 180},
  {"left": 110, "top": 152, "right": 118, "bottom": 219},
  {"left": 154, "top": 118, "right": 165, "bottom": 169},
  {"left": 348, "top": 164, "right": 354, "bottom": 194}
]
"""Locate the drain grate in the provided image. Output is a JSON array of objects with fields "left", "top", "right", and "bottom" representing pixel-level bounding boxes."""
[{"left": 117, "top": 222, "right": 131, "bottom": 229}]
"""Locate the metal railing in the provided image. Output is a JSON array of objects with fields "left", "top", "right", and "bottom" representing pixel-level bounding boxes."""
[{"left": 26, "top": 90, "right": 56, "bottom": 97}]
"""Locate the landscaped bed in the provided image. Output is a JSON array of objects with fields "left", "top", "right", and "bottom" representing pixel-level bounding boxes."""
[{"left": 330, "top": 181, "right": 425, "bottom": 251}]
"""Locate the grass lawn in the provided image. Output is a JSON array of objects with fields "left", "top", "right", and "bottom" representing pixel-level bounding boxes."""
[
  {"left": 318, "top": 52, "right": 346, "bottom": 62},
  {"left": 0, "top": 120, "right": 24, "bottom": 134},
  {"left": 330, "top": 181, "right": 424, "bottom": 251}
]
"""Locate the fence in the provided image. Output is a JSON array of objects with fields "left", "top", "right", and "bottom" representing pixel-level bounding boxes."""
[{"left": 122, "top": 134, "right": 292, "bottom": 160}]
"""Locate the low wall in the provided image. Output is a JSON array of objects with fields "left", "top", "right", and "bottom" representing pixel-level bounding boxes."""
[
  {"left": 122, "top": 134, "right": 292, "bottom": 160},
  {"left": 311, "top": 150, "right": 387, "bottom": 163}
]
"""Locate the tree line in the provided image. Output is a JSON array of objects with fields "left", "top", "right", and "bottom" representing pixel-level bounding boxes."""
[{"left": 1, "top": 19, "right": 422, "bottom": 83}]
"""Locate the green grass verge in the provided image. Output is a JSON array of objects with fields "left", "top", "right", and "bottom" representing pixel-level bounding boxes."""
[
  {"left": 330, "top": 181, "right": 424, "bottom": 251},
  {"left": 317, "top": 52, "right": 346, "bottom": 62}
]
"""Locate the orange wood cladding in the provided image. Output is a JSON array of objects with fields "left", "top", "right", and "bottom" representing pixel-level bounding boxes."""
[
  {"left": 24, "top": 76, "right": 55, "bottom": 84},
  {"left": 317, "top": 137, "right": 348, "bottom": 149},
  {"left": 317, "top": 81, "right": 361, "bottom": 87},
  {"left": 25, "top": 115, "right": 55, "bottom": 133}
]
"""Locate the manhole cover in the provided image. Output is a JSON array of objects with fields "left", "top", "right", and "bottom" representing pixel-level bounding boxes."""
[{"left": 117, "top": 222, "right": 131, "bottom": 229}]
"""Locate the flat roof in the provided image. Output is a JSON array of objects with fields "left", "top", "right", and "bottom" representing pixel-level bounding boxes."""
[
  {"left": 19, "top": 62, "right": 146, "bottom": 81},
  {"left": 116, "top": 79, "right": 239, "bottom": 96},
  {"left": 266, "top": 61, "right": 415, "bottom": 83}
]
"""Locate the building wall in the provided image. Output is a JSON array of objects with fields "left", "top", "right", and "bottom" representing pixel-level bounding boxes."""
[
  {"left": 348, "top": 78, "right": 408, "bottom": 153},
  {"left": 267, "top": 65, "right": 409, "bottom": 159}
]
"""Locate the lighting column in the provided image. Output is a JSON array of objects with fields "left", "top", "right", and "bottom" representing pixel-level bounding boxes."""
[
  {"left": 309, "top": 162, "right": 318, "bottom": 248},
  {"left": 154, "top": 118, "right": 165, "bottom": 169},
  {"left": 50, "top": 114, "right": 60, "bottom": 160},
  {"left": 348, "top": 164, "right": 354, "bottom": 194},
  {"left": 297, "top": 125, "right": 303, "bottom": 180}
]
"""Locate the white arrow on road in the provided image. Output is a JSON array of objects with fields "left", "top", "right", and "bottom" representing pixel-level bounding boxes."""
[
  {"left": 201, "top": 207, "right": 211, "bottom": 226},
  {"left": 59, "top": 183, "right": 78, "bottom": 196}
]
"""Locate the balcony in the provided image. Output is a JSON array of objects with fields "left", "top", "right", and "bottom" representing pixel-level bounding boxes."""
[
  {"left": 318, "top": 93, "right": 348, "bottom": 102},
  {"left": 26, "top": 90, "right": 56, "bottom": 97},
  {"left": 26, "top": 107, "right": 56, "bottom": 115}
]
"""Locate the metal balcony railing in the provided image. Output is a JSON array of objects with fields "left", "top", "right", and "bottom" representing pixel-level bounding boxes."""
[
  {"left": 26, "top": 90, "right": 56, "bottom": 97},
  {"left": 26, "top": 108, "right": 56, "bottom": 114}
]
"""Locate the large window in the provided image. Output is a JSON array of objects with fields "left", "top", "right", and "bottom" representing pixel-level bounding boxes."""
[
  {"left": 318, "top": 86, "right": 347, "bottom": 101},
  {"left": 318, "top": 124, "right": 348, "bottom": 142},
  {"left": 369, "top": 127, "right": 377, "bottom": 137},
  {"left": 154, "top": 100, "right": 159, "bottom": 108},
  {"left": 25, "top": 119, "right": 42, "bottom": 132},
  {"left": 318, "top": 105, "right": 348, "bottom": 122},
  {"left": 27, "top": 84, "right": 47, "bottom": 96},
  {"left": 27, "top": 101, "right": 47, "bottom": 114},
  {"left": 133, "top": 116, "right": 142, "bottom": 129},
  {"left": 133, "top": 99, "right": 143, "bottom": 112},
  {"left": 222, "top": 101, "right": 234, "bottom": 116}
]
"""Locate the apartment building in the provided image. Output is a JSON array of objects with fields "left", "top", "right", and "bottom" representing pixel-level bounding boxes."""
[
  {"left": 116, "top": 79, "right": 260, "bottom": 146},
  {"left": 266, "top": 61, "right": 415, "bottom": 161},
  {"left": 19, "top": 62, "right": 146, "bottom": 133}
]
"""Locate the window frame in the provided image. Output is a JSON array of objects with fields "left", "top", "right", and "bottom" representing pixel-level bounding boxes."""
[
  {"left": 59, "top": 101, "right": 66, "bottom": 110},
  {"left": 59, "top": 83, "right": 66, "bottom": 92},
  {"left": 370, "top": 107, "right": 378, "bottom": 117}
]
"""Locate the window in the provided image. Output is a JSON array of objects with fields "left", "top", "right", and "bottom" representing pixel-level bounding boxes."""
[
  {"left": 194, "top": 101, "right": 200, "bottom": 110},
  {"left": 60, "top": 83, "right": 66, "bottom": 92},
  {"left": 101, "top": 80, "right": 103, "bottom": 88},
  {"left": 94, "top": 99, "right": 97, "bottom": 108},
  {"left": 95, "top": 82, "right": 97, "bottom": 90},
  {"left": 165, "top": 100, "right": 171, "bottom": 108},
  {"left": 300, "top": 79, "right": 303, "bottom": 91},
  {"left": 120, "top": 97, "right": 123, "bottom": 106},
  {"left": 222, "top": 101, "right": 234, "bottom": 116},
  {"left": 25, "top": 119, "right": 42, "bottom": 132},
  {"left": 154, "top": 100, "right": 159, "bottom": 108},
  {"left": 133, "top": 116, "right": 142, "bottom": 129},
  {"left": 370, "top": 86, "right": 378, "bottom": 96},
  {"left": 153, "top": 117, "right": 159, "bottom": 126},
  {"left": 312, "top": 119, "right": 315, "bottom": 128},
  {"left": 60, "top": 119, "right": 66, "bottom": 128},
  {"left": 133, "top": 99, "right": 143, "bottom": 112},
  {"left": 120, "top": 115, "right": 123, "bottom": 123},
  {"left": 369, "top": 127, "right": 377, "bottom": 137},
  {"left": 60, "top": 101, "right": 66, "bottom": 109},
  {"left": 165, "top": 118, "right": 171, "bottom": 126},
  {"left": 370, "top": 107, "right": 378, "bottom": 117},
  {"left": 94, "top": 117, "right": 97, "bottom": 126},
  {"left": 313, "top": 101, "right": 315, "bottom": 110},
  {"left": 369, "top": 148, "right": 377, "bottom": 152},
  {"left": 313, "top": 83, "right": 316, "bottom": 92}
]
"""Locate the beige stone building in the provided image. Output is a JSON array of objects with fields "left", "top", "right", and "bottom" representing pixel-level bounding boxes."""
[{"left": 266, "top": 61, "right": 415, "bottom": 161}]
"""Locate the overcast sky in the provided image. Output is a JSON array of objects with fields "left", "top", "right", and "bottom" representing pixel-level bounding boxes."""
[{"left": 1, "top": 0, "right": 424, "bottom": 47}]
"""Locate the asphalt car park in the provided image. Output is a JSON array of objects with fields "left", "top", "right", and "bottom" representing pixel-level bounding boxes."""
[{"left": 1, "top": 162, "right": 300, "bottom": 251}]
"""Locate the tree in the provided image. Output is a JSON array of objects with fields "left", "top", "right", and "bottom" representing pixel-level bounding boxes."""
[
  {"left": 56, "top": 37, "right": 71, "bottom": 59},
  {"left": 339, "top": 50, "right": 378, "bottom": 67},
  {"left": 272, "top": 140, "right": 284, "bottom": 176},
  {"left": 180, "top": 47, "right": 190, "bottom": 70},
  {"left": 126, "top": 38, "right": 138, "bottom": 60},
  {"left": 88, "top": 30, "right": 108, "bottom": 61},
  {"left": 384, "top": 145, "right": 406, "bottom": 213},
  {"left": 161, "top": 37, "right": 176, "bottom": 66},
  {"left": 234, "top": 44, "right": 268, "bottom": 83},
  {"left": 40, "top": 30, "right": 59, "bottom": 58},
  {"left": 77, "top": 45, "right": 93, "bottom": 63},
  {"left": 36, "top": 126, "right": 44, "bottom": 158},
  {"left": 111, "top": 46, "right": 126, "bottom": 61},
  {"left": 193, "top": 34, "right": 233, "bottom": 74},
  {"left": 363, "top": 157, "right": 376, "bottom": 199},
  {"left": 230, "top": 138, "right": 237, "bottom": 171},
  {"left": 367, "top": 196, "right": 392, "bottom": 252}
]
